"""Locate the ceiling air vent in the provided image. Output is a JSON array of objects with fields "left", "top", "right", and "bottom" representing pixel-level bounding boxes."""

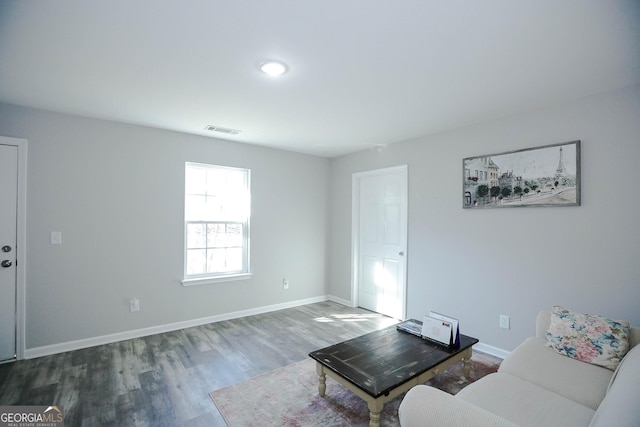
[{"left": 204, "top": 125, "right": 241, "bottom": 135}]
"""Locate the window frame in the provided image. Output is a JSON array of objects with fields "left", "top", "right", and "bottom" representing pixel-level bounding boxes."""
[{"left": 181, "top": 162, "right": 252, "bottom": 286}]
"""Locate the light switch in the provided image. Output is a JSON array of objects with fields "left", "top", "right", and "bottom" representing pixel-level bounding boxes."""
[{"left": 51, "top": 231, "right": 62, "bottom": 245}]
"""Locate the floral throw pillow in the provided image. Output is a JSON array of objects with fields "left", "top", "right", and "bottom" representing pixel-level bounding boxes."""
[{"left": 545, "top": 306, "right": 630, "bottom": 370}]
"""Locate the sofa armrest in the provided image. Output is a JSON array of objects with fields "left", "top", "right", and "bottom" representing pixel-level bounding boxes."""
[{"left": 398, "top": 385, "right": 520, "bottom": 427}]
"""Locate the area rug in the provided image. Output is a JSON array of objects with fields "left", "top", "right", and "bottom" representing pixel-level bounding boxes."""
[{"left": 210, "top": 351, "right": 501, "bottom": 427}]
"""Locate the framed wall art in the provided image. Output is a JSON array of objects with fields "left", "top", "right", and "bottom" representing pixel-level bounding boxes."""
[{"left": 463, "top": 140, "right": 580, "bottom": 209}]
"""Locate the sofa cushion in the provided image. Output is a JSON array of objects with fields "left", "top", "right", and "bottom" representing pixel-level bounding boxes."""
[
  {"left": 545, "top": 305, "right": 630, "bottom": 370},
  {"left": 399, "top": 385, "right": 520, "bottom": 427},
  {"left": 457, "top": 372, "right": 595, "bottom": 427},
  {"left": 499, "top": 337, "right": 613, "bottom": 409},
  {"left": 538, "top": 310, "right": 640, "bottom": 350},
  {"left": 588, "top": 344, "right": 640, "bottom": 427}
]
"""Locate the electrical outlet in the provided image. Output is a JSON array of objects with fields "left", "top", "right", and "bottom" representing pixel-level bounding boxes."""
[
  {"left": 283, "top": 279, "right": 289, "bottom": 290},
  {"left": 130, "top": 298, "right": 140, "bottom": 312},
  {"left": 500, "top": 314, "right": 510, "bottom": 330},
  {"left": 50, "top": 231, "right": 62, "bottom": 245}
]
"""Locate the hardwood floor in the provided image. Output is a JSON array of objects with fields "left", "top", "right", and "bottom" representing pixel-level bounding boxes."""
[{"left": 0, "top": 301, "right": 398, "bottom": 426}]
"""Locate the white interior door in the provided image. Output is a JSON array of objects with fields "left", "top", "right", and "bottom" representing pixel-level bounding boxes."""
[
  {"left": 353, "top": 165, "right": 407, "bottom": 320},
  {"left": 0, "top": 143, "right": 18, "bottom": 362}
]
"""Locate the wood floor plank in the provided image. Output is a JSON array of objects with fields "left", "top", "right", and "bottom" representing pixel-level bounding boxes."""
[
  {"left": 112, "top": 340, "right": 143, "bottom": 396},
  {"left": 0, "top": 301, "right": 397, "bottom": 426},
  {"left": 53, "top": 364, "right": 85, "bottom": 427}
]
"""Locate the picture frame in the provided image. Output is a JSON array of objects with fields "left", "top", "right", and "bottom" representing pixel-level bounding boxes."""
[{"left": 463, "top": 141, "right": 580, "bottom": 208}]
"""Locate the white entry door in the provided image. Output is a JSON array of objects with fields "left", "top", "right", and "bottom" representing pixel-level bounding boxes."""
[
  {"left": 0, "top": 143, "right": 18, "bottom": 362},
  {"left": 353, "top": 165, "right": 407, "bottom": 320}
]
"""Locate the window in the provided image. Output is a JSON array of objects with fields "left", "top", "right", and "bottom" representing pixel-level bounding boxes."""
[{"left": 183, "top": 162, "right": 251, "bottom": 285}]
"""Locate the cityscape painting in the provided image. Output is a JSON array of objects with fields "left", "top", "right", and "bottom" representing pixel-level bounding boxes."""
[{"left": 463, "top": 141, "right": 580, "bottom": 208}]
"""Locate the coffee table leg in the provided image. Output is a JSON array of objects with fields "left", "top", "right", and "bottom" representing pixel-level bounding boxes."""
[
  {"left": 462, "top": 356, "right": 472, "bottom": 378},
  {"left": 367, "top": 399, "right": 384, "bottom": 427},
  {"left": 316, "top": 363, "right": 326, "bottom": 397}
]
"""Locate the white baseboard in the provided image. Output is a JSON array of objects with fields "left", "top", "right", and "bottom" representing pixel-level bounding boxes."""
[
  {"left": 23, "top": 295, "right": 511, "bottom": 362},
  {"left": 473, "top": 342, "right": 510, "bottom": 360},
  {"left": 24, "top": 295, "right": 331, "bottom": 360},
  {"left": 326, "top": 294, "right": 353, "bottom": 307}
]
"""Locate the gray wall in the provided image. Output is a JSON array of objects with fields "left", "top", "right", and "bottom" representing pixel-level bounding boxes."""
[
  {"left": 329, "top": 85, "right": 640, "bottom": 351},
  {"left": 2, "top": 84, "right": 639, "bottom": 355},
  {"left": 0, "top": 104, "right": 330, "bottom": 349}
]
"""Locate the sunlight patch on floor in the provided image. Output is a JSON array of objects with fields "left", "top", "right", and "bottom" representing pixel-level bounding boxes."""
[{"left": 312, "top": 312, "right": 398, "bottom": 327}]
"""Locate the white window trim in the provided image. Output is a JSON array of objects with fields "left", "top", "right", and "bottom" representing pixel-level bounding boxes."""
[
  {"left": 183, "top": 162, "right": 251, "bottom": 283},
  {"left": 181, "top": 272, "right": 253, "bottom": 287}
]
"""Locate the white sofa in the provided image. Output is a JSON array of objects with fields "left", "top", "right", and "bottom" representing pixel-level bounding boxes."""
[{"left": 399, "top": 310, "right": 640, "bottom": 427}]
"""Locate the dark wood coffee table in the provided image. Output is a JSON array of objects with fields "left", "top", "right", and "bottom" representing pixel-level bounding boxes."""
[{"left": 308, "top": 322, "right": 478, "bottom": 427}]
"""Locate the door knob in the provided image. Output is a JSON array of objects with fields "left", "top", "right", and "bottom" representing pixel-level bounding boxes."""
[
  {"left": 399, "top": 251, "right": 404, "bottom": 256},
  {"left": 1, "top": 246, "right": 10, "bottom": 253},
  {"left": 1, "top": 260, "right": 12, "bottom": 268}
]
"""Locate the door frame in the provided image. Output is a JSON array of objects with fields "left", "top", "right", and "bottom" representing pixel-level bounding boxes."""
[
  {"left": 0, "top": 136, "right": 27, "bottom": 362},
  {"left": 351, "top": 165, "right": 408, "bottom": 319}
]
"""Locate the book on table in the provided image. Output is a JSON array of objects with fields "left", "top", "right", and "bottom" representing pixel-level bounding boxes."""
[{"left": 421, "top": 311, "right": 460, "bottom": 349}]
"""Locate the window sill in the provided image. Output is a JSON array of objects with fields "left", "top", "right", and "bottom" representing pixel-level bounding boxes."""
[{"left": 181, "top": 273, "right": 252, "bottom": 286}]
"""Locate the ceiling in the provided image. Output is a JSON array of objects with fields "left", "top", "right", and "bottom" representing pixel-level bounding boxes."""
[{"left": 1, "top": 1, "right": 638, "bottom": 158}]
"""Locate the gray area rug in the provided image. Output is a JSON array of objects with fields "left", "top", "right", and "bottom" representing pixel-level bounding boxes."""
[{"left": 210, "top": 351, "right": 501, "bottom": 426}]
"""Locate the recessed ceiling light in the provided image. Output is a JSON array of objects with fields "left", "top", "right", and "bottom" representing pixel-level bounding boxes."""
[
  {"left": 204, "top": 125, "right": 241, "bottom": 135},
  {"left": 259, "top": 60, "right": 288, "bottom": 77}
]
